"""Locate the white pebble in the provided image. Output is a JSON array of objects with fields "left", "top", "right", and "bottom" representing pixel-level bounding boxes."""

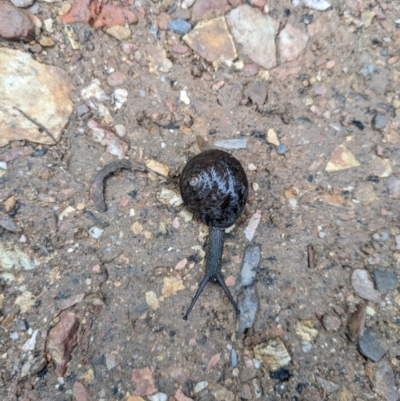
[
  {"left": 0, "top": 161, "right": 7, "bottom": 170},
  {"left": 180, "top": 90, "right": 190, "bottom": 105},
  {"left": 88, "top": 227, "right": 104, "bottom": 239}
]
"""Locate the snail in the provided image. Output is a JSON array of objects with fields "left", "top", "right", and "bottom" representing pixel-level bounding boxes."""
[{"left": 180, "top": 149, "right": 249, "bottom": 320}]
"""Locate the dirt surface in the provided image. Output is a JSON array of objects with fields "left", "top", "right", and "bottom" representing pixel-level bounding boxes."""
[{"left": 1, "top": 0, "right": 400, "bottom": 400}]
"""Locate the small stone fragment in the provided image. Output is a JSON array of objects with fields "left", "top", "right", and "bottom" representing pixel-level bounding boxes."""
[
  {"left": 168, "top": 19, "right": 191, "bottom": 35},
  {"left": 105, "top": 353, "right": 117, "bottom": 371},
  {"left": 107, "top": 71, "right": 127, "bottom": 87},
  {"left": 295, "top": 321, "right": 318, "bottom": 341},
  {"left": 157, "top": 189, "right": 183, "bottom": 207},
  {"left": 11, "top": 0, "right": 35, "bottom": 7},
  {"left": 206, "top": 353, "right": 220, "bottom": 373},
  {"left": 237, "top": 284, "right": 257, "bottom": 335},
  {"left": 254, "top": 339, "right": 291, "bottom": 371},
  {"left": 371, "top": 158, "right": 392, "bottom": 178},
  {"left": 131, "top": 367, "right": 157, "bottom": 396},
  {"left": 162, "top": 276, "right": 185, "bottom": 298},
  {"left": 174, "top": 389, "right": 193, "bottom": 401},
  {"left": 215, "top": 138, "right": 247, "bottom": 149},
  {"left": 348, "top": 304, "right": 366, "bottom": 342},
  {"left": 354, "top": 182, "right": 376, "bottom": 205},
  {"left": 22, "top": 329, "right": 38, "bottom": 351},
  {"left": 131, "top": 222, "right": 143, "bottom": 235},
  {"left": 73, "top": 382, "right": 93, "bottom": 401},
  {"left": 207, "top": 383, "right": 235, "bottom": 401},
  {"left": 227, "top": 5, "right": 278, "bottom": 69},
  {"left": 279, "top": 24, "right": 309, "bottom": 63},
  {"left": 180, "top": 90, "right": 190, "bottom": 105},
  {"left": 351, "top": 269, "right": 380, "bottom": 302},
  {"left": 88, "top": 227, "right": 103, "bottom": 239},
  {"left": 358, "top": 329, "right": 387, "bottom": 362},
  {"left": 106, "top": 26, "right": 131, "bottom": 41},
  {"left": 277, "top": 144, "right": 288, "bottom": 154},
  {"left": 325, "top": 145, "right": 360, "bottom": 172},
  {"left": 183, "top": 17, "right": 237, "bottom": 64},
  {"left": 388, "top": 177, "right": 400, "bottom": 199},
  {"left": 145, "top": 45, "right": 173, "bottom": 74},
  {"left": 315, "top": 376, "right": 339, "bottom": 394},
  {"left": 0, "top": 216, "right": 21, "bottom": 233},
  {"left": 194, "top": 381, "right": 208, "bottom": 393},
  {"left": 192, "top": 0, "right": 229, "bottom": 20},
  {"left": 294, "top": 0, "right": 331, "bottom": 11},
  {"left": 244, "top": 210, "right": 261, "bottom": 241},
  {"left": 267, "top": 129, "right": 280, "bottom": 146},
  {"left": 145, "top": 159, "right": 169, "bottom": 177},
  {"left": 373, "top": 270, "right": 398, "bottom": 293},
  {"left": 146, "top": 291, "right": 160, "bottom": 310},
  {"left": 244, "top": 81, "right": 268, "bottom": 107},
  {"left": 175, "top": 259, "right": 188, "bottom": 270},
  {"left": 322, "top": 315, "right": 341, "bottom": 332},
  {"left": 371, "top": 114, "right": 388, "bottom": 131},
  {"left": 47, "top": 311, "right": 79, "bottom": 376},
  {"left": 239, "top": 245, "right": 261, "bottom": 287},
  {"left": 38, "top": 36, "right": 55, "bottom": 47},
  {"left": 15, "top": 291, "right": 36, "bottom": 313},
  {"left": 240, "top": 383, "right": 252, "bottom": 399},
  {"left": 374, "top": 360, "right": 398, "bottom": 401},
  {"left": 148, "top": 395, "right": 168, "bottom": 401},
  {"left": 0, "top": 3, "right": 35, "bottom": 42}
]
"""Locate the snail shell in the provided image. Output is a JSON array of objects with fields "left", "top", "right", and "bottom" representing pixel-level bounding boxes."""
[{"left": 180, "top": 149, "right": 249, "bottom": 229}]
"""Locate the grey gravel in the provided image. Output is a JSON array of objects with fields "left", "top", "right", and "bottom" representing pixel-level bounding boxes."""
[
  {"left": 373, "top": 270, "right": 398, "bottom": 293},
  {"left": 371, "top": 114, "right": 389, "bottom": 130},
  {"left": 237, "top": 284, "right": 257, "bottom": 336},
  {"left": 230, "top": 348, "right": 238, "bottom": 367},
  {"left": 239, "top": 245, "right": 261, "bottom": 288},
  {"left": 167, "top": 19, "right": 191, "bottom": 35},
  {"left": 358, "top": 329, "right": 387, "bottom": 362},
  {"left": 277, "top": 144, "right": 288, "bottom": 154},
  {"left": 214, "top": 138, "right": 248, "bottom": 149}
]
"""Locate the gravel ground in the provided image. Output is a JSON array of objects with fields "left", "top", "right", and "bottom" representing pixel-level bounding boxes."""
[{"left": 1, "top": 0, "right": 400, "bottom": 400}]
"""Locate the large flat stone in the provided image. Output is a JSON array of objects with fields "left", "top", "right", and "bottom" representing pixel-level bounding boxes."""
[
  {"left": 0, "top": 48, "right": 73, "bottom": 147},
  {"left": 227, "top": 5, "right": 278, "bottom": 70}
]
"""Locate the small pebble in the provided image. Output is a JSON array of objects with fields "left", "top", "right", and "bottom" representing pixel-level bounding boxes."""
[
  {"left": 371, "top": 114, "right": 389, "bottom": 131},
  {"left": 277, "top": 144, "right": 288, "bottom": 154},
  {"left": 358, "top": 329, "right": 386, "bottom": 362},
  {"left": 230, "top": 348, "right": 238, "bottom": 367},
  {"left": 167, "top": 19, "right": 191, "bottom": 35},
  {"left": 215, "top": 138, "right": 247, "bottom": 149},
  {"left": 322, "top": 314, "right": 341, "bottom": 332},
  {"left": 373, "top": 270, "right": 398, "bottom": 293},
  {"left": 88, "top": 227, "right": 104, "bottom": 239}
]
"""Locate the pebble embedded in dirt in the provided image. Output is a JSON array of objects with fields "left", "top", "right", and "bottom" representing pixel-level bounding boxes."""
[
  {"left": 322, "top": 314, "right": 341, "bottom": 332},
  {"left": 358, "top": 329, "right": 387, "bottom": 362},
  {"left": 351, "top": 269, "right": 381, "bottom": 302},
  {"left": 0, "top": 3, "right": 35, "bottom": 42},
  {"left": 239, "top": 245, "right": 261, "bottom": 287},
  {"left": 73, "top": 381, "right": 93, "bottom": 401},
  {"left": 254, "top": 339, "right": 291, "bottom": 371},
  {"left": 373, "top": 360, "right": 398, "bottom": 401},
  {"left": 106, "top": 26, "right": 131, "bottom": 41},
  {"left": 279, "top": 24, "right": 309, "bottom": 62},
  {"left": 325, "top": 145, "right": 361, "bottom": 172},
  {"left": 373, "top": 270, "right": 398, "bottom": 293},
  {"left": 183, "top": 17, "right": 237, "bottom": 64},
  {"left": 131, "top": 367, "right": 157, "bottom": 396},
  {"left": 227, "top": 5, "right": 278, "bottom": 69},
  {"left": 371, "top": 114, "right": 389, "bottom": 131}
]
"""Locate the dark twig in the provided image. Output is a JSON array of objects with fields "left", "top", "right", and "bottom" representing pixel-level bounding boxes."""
[
  {"left": 307, "top": 244, "right": 315, "bottom": 268},
  {"left": 15, "top": 107, "right": 57, "bottom": 144}
]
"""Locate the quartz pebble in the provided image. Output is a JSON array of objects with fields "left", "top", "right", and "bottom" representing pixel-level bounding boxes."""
[{"left": 215, "top": 138, "right": 247, "bottom": 149}]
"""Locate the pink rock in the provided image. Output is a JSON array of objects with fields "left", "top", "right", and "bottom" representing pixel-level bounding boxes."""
[
  {"left": 175, "top": 388, "right": 194, "bottom": 401},
  {"left": 73, "top": 382, "right": 93, "bottom": 401},
  {"left": 279, "top": 24, "right": 309, "bottom": 63},
  {"left": 225, "top": 276, "right": 235, "bottom": 287},
  {"left": 192, "top": 0, "right": 229, "bottom": 20},
  {"left": 206, "top": 353, "right": 220, "bottom": 372},
  {"left": 131, "top": 366, "right": 157, "bottom": 396},
  {"left": 0, "top": 3, "right": 35, "bottom": 42},
  {"left": 388, "top": 177, "right": 400, "bottom": 199},
  {"left": 172, "top": 43, "right": 189, "bottom": 54},
  {"left": 175, "top": 258, "right": 188, "bottom": 270},
  {"left": 240, "top": 63, "right": 260, "bottom": 77},
  {"left": 157, "top": 12, "right": 169, "bottom": 30},
  {"left": 107, "top": 71, "right": 127, "bottom": 87},
  {"left": 47, "top": 311, "right": 79, "bottom": 376},
  {"left": 0, "top": 146, "right": 34, "bottom": 162}
]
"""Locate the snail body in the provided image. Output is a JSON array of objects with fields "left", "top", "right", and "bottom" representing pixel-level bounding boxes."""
[{"left": 180, "top": 149, "right": 248, "bottom": 320}]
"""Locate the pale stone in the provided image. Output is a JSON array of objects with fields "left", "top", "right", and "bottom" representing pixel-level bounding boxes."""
[
  {"left": 145, "top": 291, "right": 160, "bottom": 310},
  {"left": 295, "top": 321, "right": 318, "bottom": 341},
  {"left": 131, "top": 221, "right": 143, "bottom": 235},
  {"left": 279, "top": 24, "right": 309, "bottom": 62},
  {"left": 227, "top": 5, "right": 278, "bottom": 70},
  {"left": 145, "top": 45, "right": 173, "bottom": 74},
  {"left": 106, "top": 26, "right": 132, "bottom": 41},
  {"left": 15, "top": 291, "right": 36, "bottom": 313},
  {"left": 183, "top": 17, "right": 236, "bottom": 64},
  {"left": 162, "top": 276, "right": 185, "bottom": 298},
  {"left": 325, "top": 144, "right": 360, "bottom": 172},
  {"left": 0, "top": 48, "right": 73, "bottom": 147},
  {"left": 145, "top": 159, "right": 169, "bottom": 177},
  {"left": 267, "top": 128, "right": 280, "bottom": 146},
  {"left": 254, "top": 339, "right": 291, "bottom": 371}
]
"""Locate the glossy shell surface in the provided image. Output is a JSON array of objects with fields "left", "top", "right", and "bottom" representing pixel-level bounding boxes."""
[{"left": 180, "top": 149, "right": 249, "bottom": 228}]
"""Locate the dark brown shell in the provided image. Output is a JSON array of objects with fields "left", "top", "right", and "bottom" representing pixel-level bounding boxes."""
[{"left": 180, "top": 149, "right": 248, "bottom": 229}]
